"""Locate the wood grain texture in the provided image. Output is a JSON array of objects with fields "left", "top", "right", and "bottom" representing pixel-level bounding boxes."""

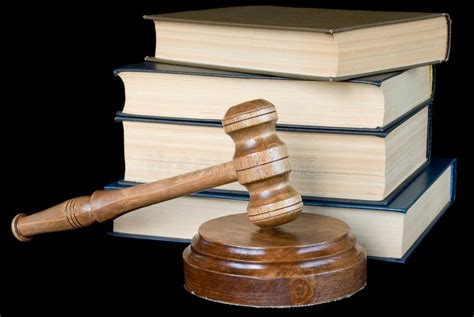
[
  {"left": 183, "top": 213, "right": 367, "bottom": 307},
  {"left": 11, "top": 162, "right": 236, "bottom": 242},
  {"left": 12, "top": 99, "right": 302, "bottom": 241},
  {"left": 223, "top": 99, "right": 302, "bottom": 227}
]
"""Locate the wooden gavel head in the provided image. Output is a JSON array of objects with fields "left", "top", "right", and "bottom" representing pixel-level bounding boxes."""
[{"left": 223, "top": 99, "right": 303, "bottom": 227}]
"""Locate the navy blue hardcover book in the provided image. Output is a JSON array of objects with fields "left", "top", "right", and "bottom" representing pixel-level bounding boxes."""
[
  {"left": 115, "top": 61, "right": 434, "bottom": 133},
  {"left": 106, "top": 158, "right": 456, "bottom": 262},
  {"left": 116, "top": 103, "right": 432, "bottom": 205}
]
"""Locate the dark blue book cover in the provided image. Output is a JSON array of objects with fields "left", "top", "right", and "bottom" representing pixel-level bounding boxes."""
[
  {"left": 106, "top": 158, "right": 456, "bottom": 262},
  {"left": 114, "top": 62, "right": 433, "bottom": 135}
]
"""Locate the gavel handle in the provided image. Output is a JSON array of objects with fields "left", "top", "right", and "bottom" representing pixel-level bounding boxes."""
[{"left": 12, "top": 161, "right": 237, "bottom": 241}]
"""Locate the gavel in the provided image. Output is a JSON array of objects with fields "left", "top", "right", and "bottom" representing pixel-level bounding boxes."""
[{"left": 12, "top": 99, "right": 303, "bottom": 241}]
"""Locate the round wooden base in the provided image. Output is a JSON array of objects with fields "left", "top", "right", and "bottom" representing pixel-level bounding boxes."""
[{"left": 183, "top": 213, "right": 366, "bottom": 307}]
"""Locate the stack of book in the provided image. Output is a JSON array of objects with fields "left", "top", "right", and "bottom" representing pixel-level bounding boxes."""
[{"left": 110, "top": 6, "right": 455, "bottom": 262}]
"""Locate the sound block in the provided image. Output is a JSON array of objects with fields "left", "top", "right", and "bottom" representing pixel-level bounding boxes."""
[{"left": 183, "top": 213, "right": 366, "bottom": 307}]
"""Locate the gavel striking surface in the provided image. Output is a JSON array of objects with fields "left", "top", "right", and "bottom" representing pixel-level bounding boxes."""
[{"left": 184, "top": 213, "right": 366, "bottom": 307}]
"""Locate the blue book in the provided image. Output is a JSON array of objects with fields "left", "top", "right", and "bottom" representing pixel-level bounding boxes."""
[
  {"left": 107, "top": 158, "right": 456, "bottom": 262},
  {"left": 115, "top": 62, "right": 433, "bottom": 133}
]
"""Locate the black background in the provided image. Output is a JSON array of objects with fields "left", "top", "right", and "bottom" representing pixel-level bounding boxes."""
[{"left": 2, "top": 1, "right": 472, "bottom": 315}]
